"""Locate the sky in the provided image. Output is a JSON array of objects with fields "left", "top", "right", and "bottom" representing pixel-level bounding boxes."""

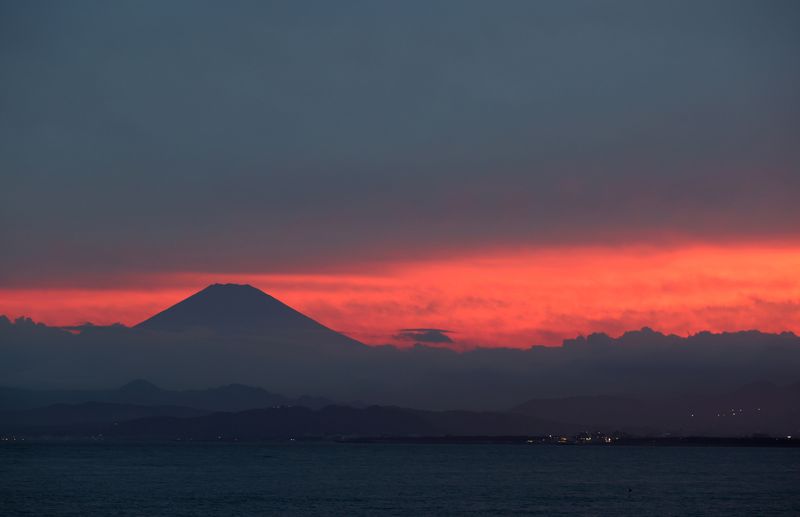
[{"left": 1, "top": 1, "right": 799, "bottom": 347}]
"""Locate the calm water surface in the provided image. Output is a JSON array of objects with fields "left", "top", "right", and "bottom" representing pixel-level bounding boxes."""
[{"left": 1, "top": 442, "right": 799, "bottom": 516}]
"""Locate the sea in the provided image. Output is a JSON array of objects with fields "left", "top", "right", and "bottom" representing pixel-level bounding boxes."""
[{"left": 2, "top": 442, "right": 799, "bottom": 516}]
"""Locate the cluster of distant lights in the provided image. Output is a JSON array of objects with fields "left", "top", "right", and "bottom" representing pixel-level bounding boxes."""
[
  {"left": 526, "top": 433, "right": 616, "bottom": 445},
  {"left": 688, "top": 408, "right": 762, "bottom": 418}
]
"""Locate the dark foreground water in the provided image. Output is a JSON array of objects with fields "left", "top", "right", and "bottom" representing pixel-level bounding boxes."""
[{"left": 2, "top": 442, "right": 799, "bottom": 516}]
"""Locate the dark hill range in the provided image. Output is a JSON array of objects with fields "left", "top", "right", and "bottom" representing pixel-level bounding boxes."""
[
  {"left": 0, "top": 402, "right": 208, "bottom": 435},
  {"left": 512, "top": 381, "right": 800, "bottom": 436},
  {"left": 107, "top": 405, "right": 572, "bottom": 441},
  {"left": 0, "top": 403, "right": 574, "bottom": 440},
  {"left": 3, "top": 381, "right": 797, "bottom": 440},
  {"left": 0, "top": 379, "right": 334, "bottom": 412},
  {"left": 1, "top": 284, "right": 800, "bottom": 427}
]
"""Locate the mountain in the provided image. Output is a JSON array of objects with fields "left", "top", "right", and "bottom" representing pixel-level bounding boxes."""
[
  {"left": 0, "top": 380, "right": 335, "bottom": 412},
  {"left": 0, "top": 402, "right": 208, "bottom": 434},
  {"left": 0, "top": 404, "right": 575, "bottom": 440},
  {"left": 107, "top": 406, "right": 573, "bottom": 440},
  {"left": 2, "top": 307, "right": 800, "bottom": 414},
  {"left": 135, "top": 283, "right": 362, "bottom": 347}
]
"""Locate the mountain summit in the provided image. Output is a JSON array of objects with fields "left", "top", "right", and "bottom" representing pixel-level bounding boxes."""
[{"left": 135, "top": 284, "right": 361, "bottom": 346}]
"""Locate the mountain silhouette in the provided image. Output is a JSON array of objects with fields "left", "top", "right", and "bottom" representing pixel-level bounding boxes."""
[
  {"left": 0, "top": 403, "right": 575, "bottom": 440},
  {"left": 0, "top": 380, "right": 336, "bottom": 412},
  {"left": 0, "top": 402, "right": 208, "bottom": 434},
  {"left": 3, "top": 308, "right": 800, "bottom": 414},
  {"left": 119, "top": 379, "right": 161, "bottom": 394},
  {"left": 135, "top": 283, "right": 361, "bottom": 346}
]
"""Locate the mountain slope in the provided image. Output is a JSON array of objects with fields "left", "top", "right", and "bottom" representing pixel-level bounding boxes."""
[
  {"left": 135, "top": 283, "right": 361, "bottom": 346},
  {"left": 1, "top": 405, "right": 575, "bottom": 440},
  {"left": 0, "top": 402, "right": 209, "bottom": 433},
  {"left": 0, "top": 380, "right": 335, "bottom": 412}
]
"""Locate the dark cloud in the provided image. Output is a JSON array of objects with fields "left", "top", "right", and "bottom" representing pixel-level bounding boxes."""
[
  {"left": 2, "top": 317, "right": 800, "bottom": 411},
  {"left": 1, "top": 1, "right": 798, "bottom": 284},
  {"left": 394, "top": 328, "right": 454, "bottom": 343}
]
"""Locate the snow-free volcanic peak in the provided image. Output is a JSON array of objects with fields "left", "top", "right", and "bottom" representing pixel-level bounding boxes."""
[{"left": 135, "top": 283, "right": 361, "bottom": 346}]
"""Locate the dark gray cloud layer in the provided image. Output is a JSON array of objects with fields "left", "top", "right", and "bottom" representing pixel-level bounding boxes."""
[
  {"left": 1, "top": 1, "right": 798, "bottom": 285},
  {"left": 394, "top": 328, "right": 454, "bottom": 343},
  {"left": 2, "top": 316, "right": 800, "bottom": 411}
]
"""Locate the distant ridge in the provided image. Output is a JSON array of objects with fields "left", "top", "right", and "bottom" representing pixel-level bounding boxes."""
[
  {"left": 118, "top": 379, "right": 161, "bottom": 394},
  {"left": 0, "top": 403, "right": 574, "bottom": 439},
  {"left": 135, "top": 283, "right": 362, "bottom": 346},
  {"left": 0, "top": 379, "right": 336, "bottom": 412}
]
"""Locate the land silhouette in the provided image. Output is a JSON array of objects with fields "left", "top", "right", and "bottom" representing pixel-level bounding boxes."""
[{"left": 1, "top": 284, "right": 798, "bottom": 438}]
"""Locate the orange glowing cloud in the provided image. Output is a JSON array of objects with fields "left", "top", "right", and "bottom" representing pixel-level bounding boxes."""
[{"left": 1, "top": 244, "right": 799, "bottom": 348}]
